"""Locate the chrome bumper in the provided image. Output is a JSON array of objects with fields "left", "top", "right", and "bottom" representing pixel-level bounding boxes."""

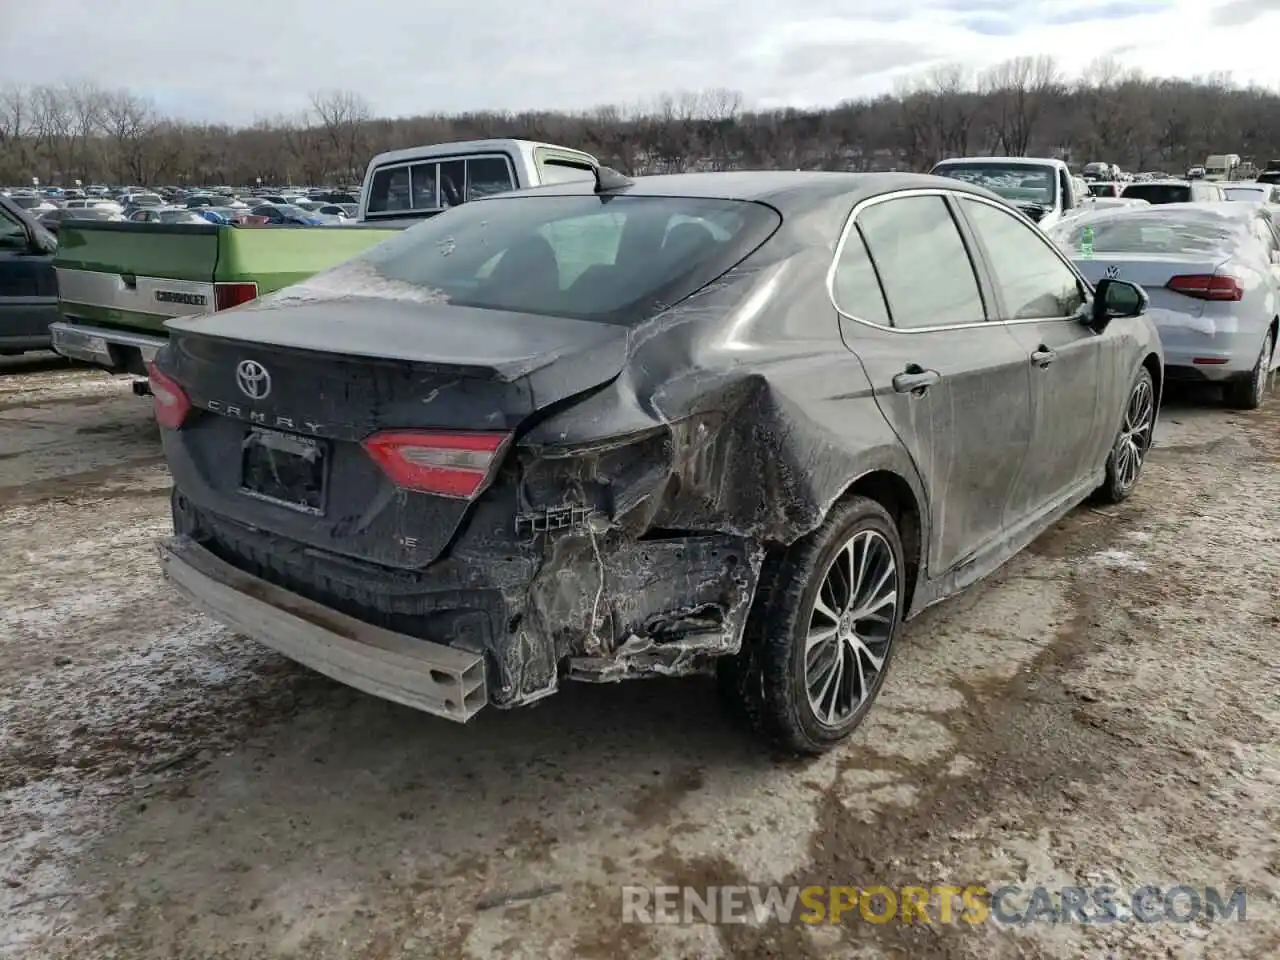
[
  {"left": 157, "top": 536, "right": 488, "bottom": 722},
  {"left": 50, "top": 321, "right": 166, "bottom": 368}
]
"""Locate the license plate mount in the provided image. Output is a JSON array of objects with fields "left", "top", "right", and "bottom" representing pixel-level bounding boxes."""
[{"left": 239, "top": 427, "right": 327, "bottom": 515}]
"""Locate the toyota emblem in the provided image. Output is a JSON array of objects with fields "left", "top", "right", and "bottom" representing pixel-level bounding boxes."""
[
  {"left": 1105, "top": 265, "right": 1120, "bottom": 279},
  {"left": 236, "top": 359, "right": 271, "bottom": 400}
]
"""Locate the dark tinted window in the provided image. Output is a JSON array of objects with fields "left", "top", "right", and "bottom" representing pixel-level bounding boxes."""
[
  {"left": 11, "top": 196, "right": 41, "bottom": 209},
  {"left": 0, "top": 204, "right": 27, "bottom": 248},
  {"left": 439, "top": 160, "right": 465, "bottom": 207},
  {"left": 831, "top": 227, "right": 890, "bottom": 326},
  {"left": 960, "top": 198, "right": 1085, "bottom": 319},
  {"left": 409, "top": 163, "right": 436, "bottom": 208},
  {"left": 368, "top": 157, "right": 516, "bottom": 212},
  {"left": 1121, "top": 183, "right": 1191, "bottom": 205},
  {"left": 367, "top": 166, "right": 411, "bottom": 212},
  {"left": 857, "top": 196, "right": 985, "bottom": 328},
  {"left": 467, "top": 157, "right": 516, "bottom": 199},
  {"left": 304, "top": 195, "right": 780, "bottom": 325}
]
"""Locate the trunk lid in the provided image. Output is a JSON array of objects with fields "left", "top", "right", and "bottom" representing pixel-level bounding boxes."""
[
  {"left": 160, "top": 297, "right": 630, "bottom": 569},
  {"left": 1073, "top": 253, "right": 1230, "bottom": 316}
]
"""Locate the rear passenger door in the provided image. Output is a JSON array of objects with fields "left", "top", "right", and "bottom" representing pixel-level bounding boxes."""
[
  {"left": 955, "top": 195, "right": 1105, "bottom": 519},
  {"left": 833, "top": 191, "right": 1034, "bottom": 579}
]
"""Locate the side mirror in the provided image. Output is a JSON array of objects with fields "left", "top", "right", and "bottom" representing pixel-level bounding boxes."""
[{"left": 1090, "top": 278, "right": 1147, "bottom": 330}]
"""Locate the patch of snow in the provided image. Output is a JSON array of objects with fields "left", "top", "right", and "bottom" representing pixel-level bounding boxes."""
[{"left": 1084, "top": 548, "right": 1149, "bottom": 572}]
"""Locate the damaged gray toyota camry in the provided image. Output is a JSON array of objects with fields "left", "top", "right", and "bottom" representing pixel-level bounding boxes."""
[{"left": 150, "top": 169, "right": 1163, "bottom": 754}]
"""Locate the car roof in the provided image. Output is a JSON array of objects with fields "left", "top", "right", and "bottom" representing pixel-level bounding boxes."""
[
  {"left": 496, "top": 170, "right": 1000, "bottom": 214},
  {"left": 1128, "top": 179, "right": 1193, "bottom": 186},
  {"left": 934, "top": 156, "right": 1063, "bottom": 166}
]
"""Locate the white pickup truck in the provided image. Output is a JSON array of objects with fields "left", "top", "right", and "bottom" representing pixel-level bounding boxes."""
[{"left": 929, "top": 156, "right": 1086, "bottom": 230}]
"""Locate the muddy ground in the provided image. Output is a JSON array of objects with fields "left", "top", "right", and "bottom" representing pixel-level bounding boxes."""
[{"left": 1, "top": 354, "right": 1277, "bottom": 960}]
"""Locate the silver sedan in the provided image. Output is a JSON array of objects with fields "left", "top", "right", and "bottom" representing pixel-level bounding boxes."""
[{"left": 1048, "top": 202, "right": 1278, "bottom": 408}]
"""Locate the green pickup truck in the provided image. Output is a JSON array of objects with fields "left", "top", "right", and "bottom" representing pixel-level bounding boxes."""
[
  {"left": 50, "top": 221, "right": 395, "bottom": 373},
  {"left": 50, "top": 137, "right": 600, "bottom": 376}
]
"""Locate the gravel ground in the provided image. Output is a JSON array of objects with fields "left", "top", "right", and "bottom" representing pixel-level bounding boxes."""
[{"left": 1, "top": 354, "right": 1277, "bottom": 960}]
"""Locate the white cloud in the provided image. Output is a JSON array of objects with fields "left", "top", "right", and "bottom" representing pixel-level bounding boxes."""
[{"left": 0, "top": 0, "right": 1274, "bottom": 124}]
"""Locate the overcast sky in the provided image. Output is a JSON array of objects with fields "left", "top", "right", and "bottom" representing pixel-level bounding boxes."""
[{"left": 1, "top": 0, "right": 1277, "bottom": 124}]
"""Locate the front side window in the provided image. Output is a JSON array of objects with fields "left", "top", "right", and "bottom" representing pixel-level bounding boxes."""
[
  {"left": 282, "top": 194, "right": 781, "bottom": 325},
  {"left": 0, "top": 204, "right": 27, "bottom": 248},
  {"left": 856, "top": 195, "right": 986, "bottom": 329},
  {"left": 831, "top": 227, "right": 890, "bottom": 326},
  {"left": 367, "top": 166, "right": 411, "bottom": 212},
  {"left": 960, "top": 198, "right": 1085, "bottom": 319}
]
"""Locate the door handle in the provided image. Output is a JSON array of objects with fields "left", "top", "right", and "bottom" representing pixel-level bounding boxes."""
[
  {"left": 1031, "top": 347, "right": 1057, "bottom": 368},
  {"left": 892, "top": 366, "right": 941, "bottom": 395}
]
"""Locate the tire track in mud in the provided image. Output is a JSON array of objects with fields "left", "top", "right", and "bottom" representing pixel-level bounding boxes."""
[{"left": 637, "top": 400, "right": 1280, "bottom": 960}]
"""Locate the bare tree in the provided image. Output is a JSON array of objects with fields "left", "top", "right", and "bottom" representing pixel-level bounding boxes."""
[
  {"left": 2, "top": 70, "right": 1280, "bottom": 189},
  {"left": 101, "top": 89, "right": 158, "bottom": 184},
  {"left": 980, "top": 55, "right": 1062, "bottom": 156},
  {"left": 309, "top": 89, "right": 372, "bottom": 183}
]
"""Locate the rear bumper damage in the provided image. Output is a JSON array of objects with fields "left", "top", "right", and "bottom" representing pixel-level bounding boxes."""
[
  {"left": 157, "top": 535, "right": 488, "bottom": 721},
  {"left": 169, "top": 495, "right": 764, "bottom": 711}
]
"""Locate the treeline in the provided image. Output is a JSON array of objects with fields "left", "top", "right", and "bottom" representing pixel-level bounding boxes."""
[{"left": 1, "top": 55, "right": 1276, "bottom": 187}]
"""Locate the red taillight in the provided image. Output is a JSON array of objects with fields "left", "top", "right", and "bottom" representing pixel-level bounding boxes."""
[
  {"left": 361, "top": 430, "right": 512, "bottom": 500},
  {"left": 1166, "top": 274, "right": 1243, "bottom": 301},
  {"left": 214, "top": 281, "right": 259, "bottom": 310},
  {"left": 146, "top": 361, "right": 190, "bottom": 429}
]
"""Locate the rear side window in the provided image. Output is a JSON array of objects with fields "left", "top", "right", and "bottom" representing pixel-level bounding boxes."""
[
  {"left": 856, "top": 196, "right": 986, "bottom": 329},
  {"left": 831, "top": 228, "right": 890, "bottom": 326},
  {"left": 318, "top": 194, "right": 781, "bottom": 325},
  {"left": 1122, "top": 183, "right": 1191, "bottom": 205},
  {"left": 539, "top": 160, "right": 598, "bottom": 186}
]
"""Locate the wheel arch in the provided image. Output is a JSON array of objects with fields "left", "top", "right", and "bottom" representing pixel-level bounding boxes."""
[
  {"left": 1141, "top": 350, "right": 1163, "bottom": 412},
  {"left": 832, "top": 469, "right": 924, "bottom": 613}
]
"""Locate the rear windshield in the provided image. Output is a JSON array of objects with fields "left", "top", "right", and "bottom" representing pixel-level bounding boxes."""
[
  {"left": 1121, "top": 183, "right": 1191, "bottom": 205},
  {"left": 1050, "top": 211, "right": 1243, "bottom": 255},
  {"left": 302, "top": 194, "right": 781, "bottom": 325}
]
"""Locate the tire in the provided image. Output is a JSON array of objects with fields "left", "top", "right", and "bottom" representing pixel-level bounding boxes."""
[
  {"left": 1223, "top": 329, "right": 1274, "bottom": 411},
  {"left": 1095, "top": 366, "right": 1156, "bottom": 505},
  {"left": 717, "top": 496, "right": 906, "bottom": 755}
]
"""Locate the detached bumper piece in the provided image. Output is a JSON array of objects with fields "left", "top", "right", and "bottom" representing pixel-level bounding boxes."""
[
  {"left": 156, "top": 535, "right": 487, "bottom": 722},
  {"left": 50, "top": 321, "right": 165, "bottom": 370}
]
